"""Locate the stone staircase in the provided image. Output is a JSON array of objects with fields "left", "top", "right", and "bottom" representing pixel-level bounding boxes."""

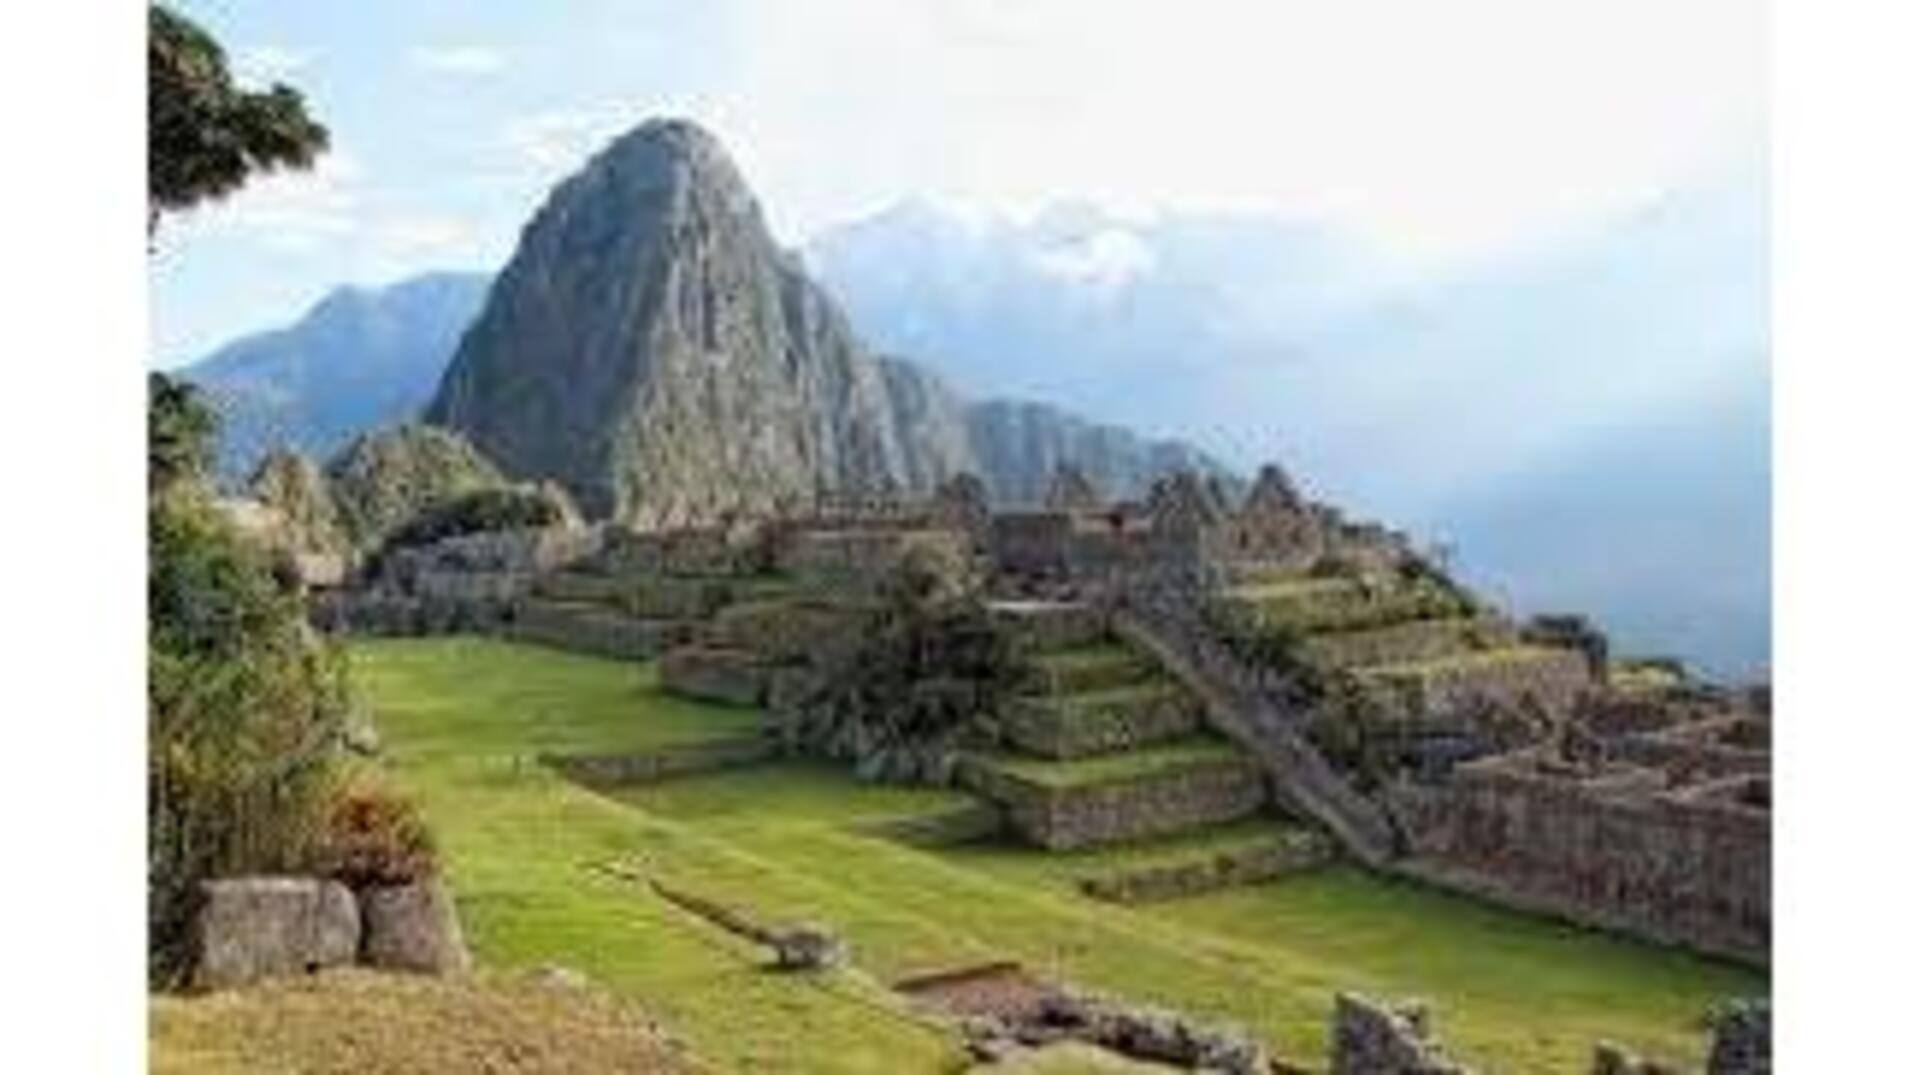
[{"left": 1107, "top": 564, "right": 1599, "bottom": 869}]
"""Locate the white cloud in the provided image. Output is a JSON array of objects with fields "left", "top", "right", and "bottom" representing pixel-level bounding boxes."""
[
  {"left": 411, "top": 46, "right": 508, "bottom": 76},
  {"left": 714, "top": 0, "right": 1764, "bottom": 267},
  {"left": 1029, "top": 228, "right": 1156, "bottom": 291},
  {"left": 234, "top": 45, "right": 313, "bottom": 87},
  {"left": 374, "top": 213, "right": 482, "bottom": 260}
]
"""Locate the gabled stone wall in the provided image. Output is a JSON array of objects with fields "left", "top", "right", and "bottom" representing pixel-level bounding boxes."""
[{"left": 1389, "top": 748, "right": 1770, "bottom": 964}]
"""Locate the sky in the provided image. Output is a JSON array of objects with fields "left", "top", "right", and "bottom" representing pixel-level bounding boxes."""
[{"left": 150, "top": 0, "right": 1765, "bottom": 366}]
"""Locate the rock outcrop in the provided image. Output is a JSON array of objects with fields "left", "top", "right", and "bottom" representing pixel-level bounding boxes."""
[
  {"left": 1330, "top": 993, "right": 1472, "bottom": 1075},
  {"left": 323, "top": 423, "right": 509, "bottom": 548},
  {"left": 426, "top": 118, "right": 1237, "bottom": 527},
  {"left": 192, "top": 877, "right": 361, "bottom": 991},
  {"left": 428, "top": 120, "right": 917, "bottom": 526},
  {"left": 358, "top": 880, "right": 472, "bottom": 975}
]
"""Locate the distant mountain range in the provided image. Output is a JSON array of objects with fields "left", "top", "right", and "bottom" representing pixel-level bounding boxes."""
[
  {"left": 802, "top": 181, "right": 1770, "bottom": 678},
  {"left": 181, "top": 272, "right": 491, "bottom": 479},
  {"left": 178, "top": 123, "right": 1229, "bottom": 518}
]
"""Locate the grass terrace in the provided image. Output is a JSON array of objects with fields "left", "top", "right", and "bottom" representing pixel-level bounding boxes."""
[
  {"left": 235, "top": 636, "right": 1772, "bottom": 1073},
  {"left": 979, "top": 735, "right": 1248, "bottom": 789}
]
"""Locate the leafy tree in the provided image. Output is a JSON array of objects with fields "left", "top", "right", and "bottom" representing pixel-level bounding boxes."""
[
  {"left": 148, "top": 4, "right": 329, "bottom": 235},
  {"left": 145, "top": 8, "right": 348, "bottom": 986},
  {"left": 148, "top": 371, "right": 216, "bottom": 492}
]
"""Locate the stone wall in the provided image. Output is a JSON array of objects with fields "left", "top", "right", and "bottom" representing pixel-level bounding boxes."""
[
  {"left": 505, "top": 599, "right": 682, "bottom": 660},
  {"left": 1078, "top": 829, "right": 1334, "bottom": 903},
  {"left": 1330, "top": 993, "right": 1472, "bottom": 1074},
  {"left": 1354, "top": 648, "right": 1593, "bottom": 727},
  {"left": 709, "top": 598, "right": 866, "bottom": 664},
  {"left": 1609, "top": 716, "right": 1771, "bottom": 784},
  {"left": 776, "top": 527, "right": 972, "bottom": 591},
  {"left": 1388, "top": 748, "right": 1770, "bottom": 964},
  {"left": 1004, "top": 686, "right": 1202, "bottom": 760},
  {"left": 543, "top": 736, "right": 776, "bottom": 786},
  {"left": 1299, "top": 618, "right": 1516, "bottom": 672},
  {"left": 311, "top": 590, "right": 516, "bottom": 636},
  {"left": 659, "top": 645, "right": 771, "bottom": 707},
  {"left": 962, "top": 754, "right": 1269, "bottom": 850}
]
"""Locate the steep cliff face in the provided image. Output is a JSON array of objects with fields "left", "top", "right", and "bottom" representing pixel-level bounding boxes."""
[
  {"left": 425, "top": 118, "right": 1234, "bottom": 525},
  {"left": 427, "top": 120, "right": 916, "bottom": 526}
]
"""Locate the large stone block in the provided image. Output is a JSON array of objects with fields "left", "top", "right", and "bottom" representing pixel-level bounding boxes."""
[
  {"left": 1706, "top": 998, "right": 1770, "bottom": 1075},
  {"left": 192, "top": 877, "right": 360, "bottom": 991},
  {"left": 659, "top": 645, "right": 770, "bottom": 707},
  {"left": 358, "top": 879, "right": 472, "bottom": 975},
  {"left": 1330, "top": 993, "right": 1471, "bottom": 1075}
]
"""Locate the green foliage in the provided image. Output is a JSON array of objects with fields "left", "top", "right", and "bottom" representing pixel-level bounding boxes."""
[
  {"left": 381, "top": 486, "right": 566, "bottom": 550},
  {"left": 247, "top": 449, "right": 348, "bottom": 555},
  {"left": 324, "top": 424, "right": 509, "bottom": 548},
  {"left": 777, "top": 543, "right": 1018, "bottom": 784},
  {"left": 148, "top": 484, "right": 350, "bottom": 984},
  {"left": 148, "top": 4, "right": 329, "bottom": 234},
  {"left": 148, "top": 372, "right": 216, "bottom": 492}
]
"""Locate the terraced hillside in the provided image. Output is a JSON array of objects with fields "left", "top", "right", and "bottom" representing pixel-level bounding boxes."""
[
  {"left": 1206, "top": 567, "right": 1594, "bottom": 781},
  {"left": 337, "top": 636, "right": 1762, "bottom": 1073}
]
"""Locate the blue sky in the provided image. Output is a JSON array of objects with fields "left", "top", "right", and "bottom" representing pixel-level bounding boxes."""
[{"left": 152, "top": 0, "right": 1764, "bottom": 366}]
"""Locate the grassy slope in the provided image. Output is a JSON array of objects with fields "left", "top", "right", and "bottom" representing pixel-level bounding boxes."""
[
  {"left": 151, "top": 968, "right": 686, "bottom": 1075},
  {"left": 350, "top": 638, "right": 1764, "bottom": 1073},
  {"left": 348, "top": 637, "right": 962, "bottom": 1074}
]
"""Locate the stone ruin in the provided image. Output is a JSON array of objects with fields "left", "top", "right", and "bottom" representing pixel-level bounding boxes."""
[
  {"left": 297, "top": 458, "right": 1772, "bottom": 974},
  {"left": 192, "top": 875, "right": 470, "bottom": 991},
  {"left": 1330, "top": 993, "right": 1472, "bottom": 1074},
  {"left": 1387, "top": 687, "right": 1772, "bottom": 965},
  {"left": 1043, "top": 465, "right": 1103, "bottom": 513}
]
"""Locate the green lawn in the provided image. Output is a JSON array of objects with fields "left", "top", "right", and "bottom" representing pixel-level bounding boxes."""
[{"left": 352, "top": 637, "right": 1766, "bottom": 1073}]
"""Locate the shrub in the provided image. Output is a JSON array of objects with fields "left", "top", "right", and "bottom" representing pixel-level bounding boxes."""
[
  {"left": 382, "top": 486, "right": 565, "bottom": 550},
  {"left": 775, "top": 543, "right": 1018, "bottom": 784},
  {"left": 149, "top": 484, "right": 350, "bottom": 985},
  {"left": 312, "top": 781, "right": 437, "bottom": 888}
]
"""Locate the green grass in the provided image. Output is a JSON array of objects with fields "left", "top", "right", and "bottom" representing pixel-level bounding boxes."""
[
  {"left": 611, "top": 760, "right": 974, "bottom": 833},
  {"left": 982, "top": 736, "right": 1247, "bottom": 789},
  {"left": 939, "top": 817, "right": 1308, "bottom": 890},
  {"left": 351, "top": 636, "right": 1766, "bottom": 1074},
  {"left": 349, "top": 637, "right": 962, "bottom": 1073}
]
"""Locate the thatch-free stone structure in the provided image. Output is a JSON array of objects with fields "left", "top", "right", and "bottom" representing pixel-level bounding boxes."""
[
  {"left": 1330, "top": 993, "right": 1471, "bottom": 1075},
  {"left": 192, "top": 878, "right": 361, "bottom": 991},
  {"left": 359, "top": 880, "right": 472, "bottom": 975},
  {"left": 192, "top": 876, "right": 472, "bottom": 990}
]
